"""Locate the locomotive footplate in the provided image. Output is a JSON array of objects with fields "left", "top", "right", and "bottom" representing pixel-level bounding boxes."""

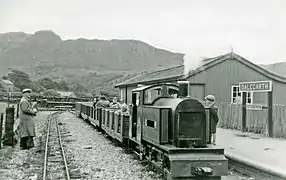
[{"left": 167, "top": 148, "right": 228, "bottom": 179}]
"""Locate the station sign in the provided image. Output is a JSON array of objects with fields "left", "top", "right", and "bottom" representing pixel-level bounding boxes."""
[
  {"left": 246, "top": 104, "right": 263, "bottom": 110},
  {"left": 239, "top": 81, "right": 272, "bottom": 92}
]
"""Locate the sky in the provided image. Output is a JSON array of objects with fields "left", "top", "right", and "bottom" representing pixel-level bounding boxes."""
[{"left": 1, "top": 0, "right": 286, "bottom": 64}]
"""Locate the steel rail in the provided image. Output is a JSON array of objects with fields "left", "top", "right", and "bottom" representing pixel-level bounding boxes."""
[
  {"left": 42, "top": 112, "right": 70, "bottom": 180},
  {"left": 56, "top": 115, "right": 71, "bottom": 180},
  {"left": 42, "top": 113, "right": 52, "bottom": 180}
]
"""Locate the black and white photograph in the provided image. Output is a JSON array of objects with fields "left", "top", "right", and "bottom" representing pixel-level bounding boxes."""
[{"left": 0, "top": 0, "right": 285, "bottom": 179}]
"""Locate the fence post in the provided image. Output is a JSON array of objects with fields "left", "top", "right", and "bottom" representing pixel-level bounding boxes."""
[
  {"left": 0, "top": 113, "right": 3, "bottom": 149},
  {"left": 2, "top": 107, "right": 16, "bottom": 147},
  {"left": 268, "top": 91, "right": 273, "bottom": 137},
  {"left": 242, "top": 92, "right": 247, "bottom": 132}
]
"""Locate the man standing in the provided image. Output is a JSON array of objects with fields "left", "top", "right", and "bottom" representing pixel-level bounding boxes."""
[
  {"left": 205, "top": 95, "right": 219, "bottom": 145},
  {"left": 19, "top": 88, "right": 37, "bottom": 150}
]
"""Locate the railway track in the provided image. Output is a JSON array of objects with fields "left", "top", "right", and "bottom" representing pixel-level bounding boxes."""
[
  {"left": 228, "top": 157, "right": 285, "bottom": 180},
  {"left": 42, "top": 112, "right": 71, "bottom": 180}
]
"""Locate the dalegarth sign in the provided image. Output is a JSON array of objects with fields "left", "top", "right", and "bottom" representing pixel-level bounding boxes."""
[{"left": 239, "top": 81, "right": 272, "bottom": 92}]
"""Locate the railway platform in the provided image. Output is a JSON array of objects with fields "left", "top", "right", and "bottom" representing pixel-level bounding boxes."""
[{"left": 216, "top": 128, "right": 286, "bottom": 179}]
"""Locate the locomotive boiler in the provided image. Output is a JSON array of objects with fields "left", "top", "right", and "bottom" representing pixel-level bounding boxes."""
[{"left": 75, "top": 81, "right": 228, "bottom": 180}]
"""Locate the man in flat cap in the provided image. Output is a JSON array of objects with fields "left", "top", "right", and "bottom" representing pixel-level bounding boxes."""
[
  {"left": 18, "top": 88, "right": 37, "bottom": 150},
  {"left": 205, "top": 95, "right": 219, "bottom": 145}
]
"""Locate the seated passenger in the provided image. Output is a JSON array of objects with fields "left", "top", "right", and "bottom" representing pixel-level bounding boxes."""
[
  {"left": 120, "top": 103, "right": 129, "bottom": 115},
  {"left": 95, "top": 96, "right": 110, "bottom": 107},
  {"left": 114, "top": 103, "right": 129, "bottom": 116},
  {"left": 109, "top": 97, "right": 121, "bottom": 109},
  {"left": 93, "top": 96, "right": 99, "bottom": 108}
]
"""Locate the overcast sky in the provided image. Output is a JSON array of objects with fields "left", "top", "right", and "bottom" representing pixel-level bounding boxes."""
[{"left": 1, "top": 0, "right": 285, "bottom": 64}]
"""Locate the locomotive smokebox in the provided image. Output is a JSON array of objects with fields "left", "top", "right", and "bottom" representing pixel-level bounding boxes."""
[{"left": 177, "top": 80, "right": 189, "bottom": 98}]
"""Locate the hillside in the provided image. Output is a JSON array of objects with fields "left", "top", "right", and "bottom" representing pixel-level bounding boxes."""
[
  {"left": 260, "top": 63, "right": 286, "bottom": 77},
  {"left": 0, "top": 30, "right": 184, "bottom": 94}
]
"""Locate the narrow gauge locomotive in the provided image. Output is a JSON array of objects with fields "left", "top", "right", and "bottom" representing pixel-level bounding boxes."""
[{"left": 75, "top": 81, "right": 228, "bottom": 180}]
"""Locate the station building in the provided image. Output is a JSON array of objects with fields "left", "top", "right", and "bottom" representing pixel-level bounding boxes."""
[
  {"left": 1, "top": 79, "right": 14, "bottom": 92},
  {"left": 115, "top": 52, "right": 286, "bottom": 106}
]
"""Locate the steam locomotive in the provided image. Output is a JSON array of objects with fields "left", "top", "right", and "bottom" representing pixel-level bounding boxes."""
[{"left": 75, "top": 81, "right": 228, "bottom": 180}]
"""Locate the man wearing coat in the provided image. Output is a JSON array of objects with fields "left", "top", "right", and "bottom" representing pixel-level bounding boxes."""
[
  {"left": 19, "top": 88, "right": 37, "bottom": 150},
  {"left": 205, "top": 95, "right": 219, "bottom": 145}
]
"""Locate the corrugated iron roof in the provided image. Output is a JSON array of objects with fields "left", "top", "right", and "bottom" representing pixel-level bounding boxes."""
[
  {"left": 115, "top": 52, "right": 286, "bottom": 87},
  {"left": 115, "top": 65, "right": 184, "bottom": 87}
]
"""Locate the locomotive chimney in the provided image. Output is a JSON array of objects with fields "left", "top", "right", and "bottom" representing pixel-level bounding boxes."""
[{"left": 177, "top": 80, "right": 189, "bottom": 98}]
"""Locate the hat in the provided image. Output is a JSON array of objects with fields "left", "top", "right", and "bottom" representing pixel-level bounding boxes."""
[
  {"left": 22, "top": 88, "right": 32, "bottom": 93},
  {"left": 205, "top": 95, "right": 215, "bottom": 101},
  {"left": 121, "top": 103, "right": 128, "bottom": 112}
]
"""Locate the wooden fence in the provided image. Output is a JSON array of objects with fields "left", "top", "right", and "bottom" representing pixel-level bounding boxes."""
[{"left": 217, "top": 101, "right": 286, "bottom": 138}]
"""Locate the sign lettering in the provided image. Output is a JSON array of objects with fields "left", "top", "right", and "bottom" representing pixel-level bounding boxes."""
[
  {"left": 239, "top": 81, "right": 272, "bottom": 92},
  {"left": 246, "top": 104, "right": 263, "bottom": 110}
]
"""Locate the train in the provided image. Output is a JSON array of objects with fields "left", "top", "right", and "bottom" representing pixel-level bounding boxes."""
[{"left": 75, "top": 81, "right": 228, "bottom": 180}]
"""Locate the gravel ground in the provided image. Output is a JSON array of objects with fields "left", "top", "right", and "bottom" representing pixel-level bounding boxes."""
[
  {"left": 0, "top": 110, "right": 259, "bottom": 180},
  {"left": 0, "top": 111, "right": 53, "bottom": 180},
  {"left": 59, "top": 112, "right": 164, "bottom": 180}
]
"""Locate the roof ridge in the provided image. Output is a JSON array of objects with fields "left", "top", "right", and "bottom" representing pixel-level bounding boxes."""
[
  {"left": 117, "top": 72, "right": 144, "bottom": 85},
  {"left": 144, "top": 64, "right": 184, "bottom": 76},
  {"left": 116, "top": 52, "right": 286, "bottom": 87},
  {"left": 231, "top": 52, "right": 286, "bottom": 81}
]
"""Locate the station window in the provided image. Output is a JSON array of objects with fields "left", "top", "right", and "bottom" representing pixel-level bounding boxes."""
[{"left": 231, "top": 85, "right": 253, "bottom": 104}]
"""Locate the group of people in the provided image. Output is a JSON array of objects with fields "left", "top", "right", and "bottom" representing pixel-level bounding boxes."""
[
  {"left": 93, "top": 96, "right": 129, "bottom": 114},
  {"left": 13, "top": 89, "right": 218, "bottom": 151},
  {"left": 92, "top": 94, "right": 219, "bottom": 145}
]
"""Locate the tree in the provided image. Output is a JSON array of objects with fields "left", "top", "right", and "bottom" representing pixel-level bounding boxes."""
[
  {"left": 57, "top": 80, "right": 69, "bottom": 91},
  {"left": 2, "top": 76, "right": 8, "bottom": 80},
  {"left": 35, "top": 78, "right": 69, "bottom": 91},
  {"left": 7, "top": 69, "right": 33, "bottom": 91},
  {"left": 41, "top": 89, "right": 61, "bottom": 96},
  {"left": 30, "top": 83, "right": 45, "bottom": 93},
  {"left": 0, "top": 82, "right": 5, "bottom": 92},
  {"left": 69, "top": 82, "right": 87, "bottom": 93},
  {"left": 36, "top": 77, "right": 58, "bottom": 89}
]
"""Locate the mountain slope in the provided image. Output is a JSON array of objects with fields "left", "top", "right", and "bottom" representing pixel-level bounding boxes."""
[
  {"left": 0, "top": 30, "right": 184, "bottom": 93},
  {"left": 260, "top": 63, "right": 286, "bottom": 77}
]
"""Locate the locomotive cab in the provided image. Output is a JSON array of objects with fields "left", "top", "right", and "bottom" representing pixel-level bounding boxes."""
[
  {"left": 130, "top": 82, "right": 208, "bottom": 148},
  {"left": 129, "top": 84, "right": 179, "bottom": 142}
]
